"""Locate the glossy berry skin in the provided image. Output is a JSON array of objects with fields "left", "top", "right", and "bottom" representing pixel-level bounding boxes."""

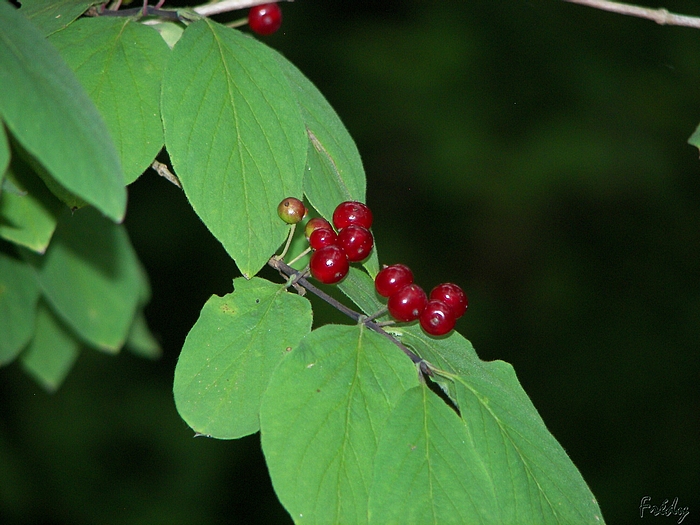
[
  {"left": 430, "top": 283, "right": 468, "bottom": 318},
  {"left": 248, "top": 3, "right": 282, "bottom": 35},
  {"left": 309, "top": 227, "right": 338, "bottom": 250},
  {"left": 309, "top": 245, "right": 349, "bottom": 284},
  {"left": 420, "top": 299, "right": 456, "bottom": 336},
  {"left": 277, "top": 197, "right": 306, "bottom": 224},
  {"left": 337, "top": 225, "right": 374, "bottom": 262},
  {"left": 333, "top": 201, "right": 373, "bottom": 230},
  {"left": 375, "top": 264, "right": 414, "bottom": 298},
  {"left": 387, "top": 284, "right": 427, "bottom": 322},
  {"left": 304, "top": 217, "right": 332, "bottom": 239}
]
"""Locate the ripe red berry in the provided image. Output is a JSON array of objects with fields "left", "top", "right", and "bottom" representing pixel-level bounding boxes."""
[
  {"left": 387, "top": 284, "right": 427, "bottom": 322},
  {"left": 277, "top": 197, "right": 307, "bottom": 224},
  {"left": 309, "top": 227, "right": 338, "bottom": 250},
  {"left": 375, "top": 264, "right": 413, "bottom": 298},
  {"left": 304, "top": 217, "right": 332, "bottom": 239},
  {"left": 430, "top": 283, "right": 468, "bottom": 318},
  {"left": 420, "top": 299, "right": 456, "bottom": 336},
  {"left": 309, "top": 245, "right": 349, "bottom": 284},
  {"left": 337, "top": 225, "right": 374, "bottom": 262},
  {"left": 248, "top": 3, "right": 282, "bottom": 35},
  {"left": 332, "top": 201, "right": 373, "bottom": 230}
]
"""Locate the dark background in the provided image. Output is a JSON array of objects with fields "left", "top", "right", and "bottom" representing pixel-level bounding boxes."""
[{"left": 1, "top": 1, "right": 699, "bottom": 523}]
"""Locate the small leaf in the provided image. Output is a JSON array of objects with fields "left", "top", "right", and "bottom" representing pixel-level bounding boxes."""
[
  {"left": 688, "top": 122, "right": 700, "bottom": 152},
  {"left": 174, "top": 277, "right": 312, "bottom": 439},
  {"left": 0, "top": 158, "right": 62, "bottom": 253},
  {"left": 20, "top": 300, "right": 80, "bottom": 392},
  {"left": 0, "top": 123, "right": 8, "bottom": 179},
  {"left": 271, "top": 50, "right": 366, "bottom": 220},
  {"left": 162, "top": 21, "right": 307, "bottom": 277},
  {"left": 0, "top": 2, "right": 126, "bottom": 222},
  {"left": 260, "top": 324, "right": 419, "bottom": 524},
  {"left": 368, "top": 384, "right": 499, "bottom": 523},
  {"left": 22, "top": 207, "right": 145, "bottom": 353},
  {"left": 50, "top": 18, "right": 170, "bottom": 184},
  {"left": 18, "top": 0, "right": 94, "bottom": 36},
  {"left": 0, "top": 253, "right": 40, "bottom": 365},
  {"left": 125, "top": 309, "right": 161, "bottom": 360}
]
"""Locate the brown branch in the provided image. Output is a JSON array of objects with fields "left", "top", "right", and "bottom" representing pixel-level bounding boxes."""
[{"left": 562, "top": 0, "right": 700, "bottom": 28}]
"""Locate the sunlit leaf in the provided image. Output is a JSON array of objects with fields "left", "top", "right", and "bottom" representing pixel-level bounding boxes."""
[
  {"left": 0, "top": 253, "right": 40, "bottom": 365},
  {"left": 260, "top": 324, "right": 419, "bottom": 524},
  {"left": 174, "top": 277, "right": 312, "bottom": 439},
  {"left": 162, "top": 21, "right": 306, "bottom": 277}
]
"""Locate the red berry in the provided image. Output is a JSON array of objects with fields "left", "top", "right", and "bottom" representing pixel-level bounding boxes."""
[
  {"left": 430, "top": 283, "right": 468, "bottom": 318},
  {"left": 332, "top": 201, "right": 373, "bottom": 230},
  {"left": 337, "top": 225, "right": 374, "bottom": 262},
  {"left": 309, "top": 227, "right": 338, "bottom": 250},
  {"left": 277, "top": 197, "right": 307, "bottom": 224},
  {"left": 248, "top": 3, "right": 282, "bottom": 35},
  {"left": 420, "top": 300, "right": 456, "bottom": 336},
  {"left": 375, "top": 264, "right": 413, "bottom": 298},
  {"left": 387, "top": 284, "right": 427, "bottom": 322},
  {"left": 304, "top": 217, "right": 332, "bottom": 239},
  {"left": 309, "top": 245, "right": 349, "bottom": 284}
]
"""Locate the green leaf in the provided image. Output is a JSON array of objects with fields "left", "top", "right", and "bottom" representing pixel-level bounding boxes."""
[
  {"left": 20, "top": 300, "right": 80, "bottom": 392},
  {"left": 260, "top": 324, "right": 419, "bottom": 524},
  {"left": 18, "top": 0, "right": 94, "bottom": 36},
  {"left": 337, "top": 266, "right": 386, "bottom": 317},
  {"left": 271, "top": 50, "right": 366, "bottom": 220},
  {"left": 162, "top": 21, "right": 307, "bottom": 277},
  {"left": 22, "top": 207, "right": 145, "bottom": 353},
  {"left": 0, "top": 1, "right": 126, "bottom": 222},
  {"left": 174, "top": 277, "right": 312, "bottom": 439},
  {"left": 688, "top": 122, "right": 700, "bottom": 151},
  {"left": 50, "top": 18, "right": 170, "bottom": 185},
  {"left": 125, "top": 309, "right": 161, "bottom": 360},
  {"left": 368, "top": 384, "right": 499, "bottom": 523},
  {"left": 393, "top": 328, "right": 605, "bottom": 524},
  {"left": 0, "top": 253, "right": 40, "bottom": 365},
  {"left": 0, "top": 157, "right": 62, "bottom": 253}
]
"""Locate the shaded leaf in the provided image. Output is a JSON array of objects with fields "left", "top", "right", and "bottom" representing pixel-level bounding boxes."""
[
  {"left": 368, "top": 384, "right": 499, "bottom": 524},
  {"left": 22, "top": 207, "right": 145, "bottom": 353},
  {"left": 260, "top": 324, "right": 419, "bottom": 524},
  {"left": 125, "top": 309, "right": 161, "bottom": 360},
  {"left": 174, "top": 277, "right": 312, "bottom": 439},
  {"left": 337, "top": 266, "right": 386, "bottom": 317},
  {"left": 688, "top": 122, "right": 700, "bottom": 152},
  {"left": 18, "top": 0, "right": 94, "bottom": 36},
  {"left": 0, "top": 123, "right": 8, "bottom": 179},
  {"left": 162, "top": 21, "right": 306, "bottom": 277},
  {"left": 50, "top": 18, "right": 170, "bottom": 184},
  {"left": 0, "top": 253, "right": 40, "bottom": 365},
  {"left": 0, "top": 157, "right": 62, "bottom": 253},
  {"left": 0, "top": 1, "right": 126, "bottom": 222},
  {"left": 20, "top": 300, "right": 80, "bottom": 392}
]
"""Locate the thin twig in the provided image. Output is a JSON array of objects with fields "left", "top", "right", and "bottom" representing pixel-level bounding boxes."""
[
  {"left": 151, "top": 160, "right": 182, "bottom": 188},
  {"left": 269, "top": 258, "right": 429, "bottom": 369},
  {"left": 193, "top": 0, "right": 294, "bottom": 18},
  {"left": 562, "top": 0, "right": 700, "bottom": 28}
]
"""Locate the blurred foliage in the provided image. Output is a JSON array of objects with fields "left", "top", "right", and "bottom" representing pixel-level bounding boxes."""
[{"left": 2, "top": 1, "right": 699, "bottom": 523}]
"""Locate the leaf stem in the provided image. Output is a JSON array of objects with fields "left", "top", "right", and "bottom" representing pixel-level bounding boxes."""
[
  {"left": 269, "top": 258, "right": 429, "bottom": 372},
  {"left": 562, "top": 0, "right": 700, "bottom": 29}
]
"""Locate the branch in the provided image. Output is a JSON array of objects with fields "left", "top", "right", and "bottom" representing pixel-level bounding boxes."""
[
  {"left": 562, "top": 0, "right": 700, "bottom": 28},
  {"left": 193, "top": 0, "right": 293, "bottom": 18}
]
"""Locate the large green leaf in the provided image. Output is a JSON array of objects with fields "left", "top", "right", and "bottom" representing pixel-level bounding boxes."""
[
  {"left": 162, "top": 21, "right": 307, "bottom": 277},
  {"left": 0, "top": 253, "right": 40, "bottom": 365},
  {"left": 0, "top": 1, "right": 126, "bottom": 222},
  {"left": 174, "top": 277, "right": 312, "bottom": 439},
  {"left": 271, "top": 50, "right": 366, "bottom": 220},
  {"left": 0, "top": 158, "right": 62, "bottom": 253},
  {"left": 260, "top": 324, "right": 419, "bottom": 524},
  {"left": 391, "top": 327, "right": 605, "bottom": 524},
  {"left": 368, "top": 384, "right": 499, "bottom": 523},
  {"left": 50, "top": 17, "right": 170, "bottom": 185},
  {"left": 20, "top": 300, "right": 80, "bottom": 392},
  {"left": 18, "top": 0, "right": 94, "bottom": 36},
  {"left": 22, "top": 207, "right": 145, "bottom": 353}
]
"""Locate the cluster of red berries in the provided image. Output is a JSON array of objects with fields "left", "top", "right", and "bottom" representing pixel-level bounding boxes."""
[
  {"left": 375, "top": 264, "right": 467, "bottom": 336},
  {"left": 277, "top": 197, "right": 467, "bottom": 336},
  {"left": 248, "top": 3, "right": 282, "bottom": 36},
  {"left": 278, "top": 198, "right": 374, "bottom": 284}
]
